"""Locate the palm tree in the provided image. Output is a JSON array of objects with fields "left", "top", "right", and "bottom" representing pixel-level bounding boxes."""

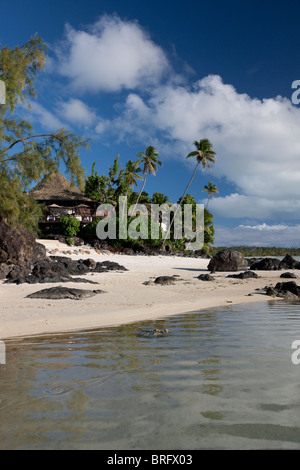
[
  {"left": 152, "top": 192, "right": 170, "bottom": 205},
  {"left": 132, "top": 146, "right": 162, "bottom": 213},
  {"left": 124, "top": 160, "right": 143, "bottom": 195},
  {"left": 203, "top": 181, "right": 218, "bottom": 208},
  {"left": 162, "top": 138, "right": 216, "bottom": 246},
  {"left": 121, "top": 160, "right": 143, "bottom": 215}
]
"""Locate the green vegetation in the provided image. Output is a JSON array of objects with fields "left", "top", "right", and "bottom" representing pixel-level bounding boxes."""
[
  {"left": 203, "top": 182, "right": 218, "bottom": 208},
  {"left": 60, "top": 215, "right": 81, "bottom": 237},
  {"left": 0, "top": 35, "right": 88, "bottom": 233}
]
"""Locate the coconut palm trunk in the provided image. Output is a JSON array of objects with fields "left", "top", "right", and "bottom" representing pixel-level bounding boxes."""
[
  {"left": 162, "top": 161, "right": 200, "bottom": 245},
  {"left": 132, "top": 173, "right": 147, "bottom": 214},
  {"left": 162, "top": 138, "right": 216, "bottom": 248}
]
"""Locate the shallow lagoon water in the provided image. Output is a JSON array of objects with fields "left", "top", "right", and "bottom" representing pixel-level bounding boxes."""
[{"left": 0, "top": 300, "right": 300, "bottom": 450}]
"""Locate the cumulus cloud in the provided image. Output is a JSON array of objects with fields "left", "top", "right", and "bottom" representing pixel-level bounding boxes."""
[
  {"left": 48, "top": 15, "right": 300, "bottom": 225},
  {"left": 109, "top": 75, "right": 300, "bottom": 221},
  {"left": 55, "top": 14, "right": 170, "bottom": 92},
  {"left": 27, "top": 101, "right": 63, "bottom": 130},
  {"left": 57, "top": 98, "right": 97, "bottom": 126}
]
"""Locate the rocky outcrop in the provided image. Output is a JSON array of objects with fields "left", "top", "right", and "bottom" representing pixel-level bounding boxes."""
[
  {"left": 250, "top": 258, "right": 281, "bottom": 271},
  {"left": 207, "top": 249, "right": 249, "bottom": 272},
  {"left": 250, "top": 254, "right": 300, "bottom": 271},
  {"left": 265, "top": 281, "right": 300, "bottom": 300},
  {"left": 26, "top": 286, "right": 106, "bottom": 300},
  {"left": 279, "top": 254, "right": 300, "bottom": 270},
  {"left": 0, "top": 220, "right": 46, "bottom": 266},
  {"left": 4, "top": 256, "right": 128, "bottom": 284}
]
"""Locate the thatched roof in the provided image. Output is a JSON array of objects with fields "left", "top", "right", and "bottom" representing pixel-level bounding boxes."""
[{"left": 29, "top": 171, "right": 93, "bottom": 203}]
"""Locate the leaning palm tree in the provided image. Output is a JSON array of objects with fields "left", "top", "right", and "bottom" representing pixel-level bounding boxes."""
[
  {"left": 162, "top": 138, "right": 216, "bottom": 246},
  {"left": 132, "top": 146, "right": 162, "bottom": 213},
  {"left": 203, "top": 181, "right": 218, "bottom": 208}
]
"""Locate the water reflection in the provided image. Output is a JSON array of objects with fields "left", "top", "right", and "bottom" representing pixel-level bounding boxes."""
[{"left": 0, "top": 301, "right": 300, "bottom": 449}]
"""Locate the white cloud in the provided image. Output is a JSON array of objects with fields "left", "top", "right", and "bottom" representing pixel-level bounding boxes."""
[
  {"left": 108, "top": 74, "right": 300, "bottom": 221},
  {"left": 48, "top": 16, "right": 300, "bottom": 225},
  {"left": 28, "top": 101, "right": 63, "bottom": 130},
  {"left": 57, "top": 98, "right": 97, "bottom": 126},
  {"left": 55, "top": 14, "right": 169, "bottom": 92}
]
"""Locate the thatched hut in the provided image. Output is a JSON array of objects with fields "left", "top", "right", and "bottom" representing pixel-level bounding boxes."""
[{"left": 29, "top": 171, "right": 97, "bottom": 224}]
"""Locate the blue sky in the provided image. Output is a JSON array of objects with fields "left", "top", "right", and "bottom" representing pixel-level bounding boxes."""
[{"left": 2, "top": 0, "right": 300, "bottom": 246}]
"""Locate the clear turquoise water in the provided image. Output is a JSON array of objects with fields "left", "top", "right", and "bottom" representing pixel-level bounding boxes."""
[{"left": 0, "top": 299, "right": 300, "bottom": 450}]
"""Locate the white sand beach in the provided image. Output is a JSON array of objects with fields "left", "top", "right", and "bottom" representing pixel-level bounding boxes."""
[{"left": 0, "top": 240, "right": 285, "bottom": 340}]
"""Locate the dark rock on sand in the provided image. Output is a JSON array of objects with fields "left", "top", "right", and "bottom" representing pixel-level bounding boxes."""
[
  {"left": 227, "top": 271, "right": 259, "bottom": 279},
  {"left": 265, "top": 281, "right": 300, "bottom": 300},
  {"left": 154, "top": 276, "right": 178, "bottom": 285},
  {"left": 198, "top": 273, "right": 215, "bottom": 281},
  {"left": 5, "top": 256, "right": 127, "bottom": 284},
  {"left": 250, "top": 258, "right": 281, "bottom": 271},
  {"left": 280, "top": 272, "right": 297, "bottom": 279},
  {"left": 207, "top": 249, "right": 249, "bottom": 272},
  {"left": 279, "top": 254, "right": 300, "bottom": 270},
  {"left": 26, "top": 286, "right": 106, "bottom": 300}
]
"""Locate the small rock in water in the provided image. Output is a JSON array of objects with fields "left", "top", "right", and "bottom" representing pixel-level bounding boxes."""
[{"left": 138, "top": 328, "right": 170, "bottom": 337}]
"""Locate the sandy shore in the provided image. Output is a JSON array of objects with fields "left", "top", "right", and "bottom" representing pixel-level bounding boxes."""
[{"left": 0, "top": 240, "right": 285, "bottom": 340}]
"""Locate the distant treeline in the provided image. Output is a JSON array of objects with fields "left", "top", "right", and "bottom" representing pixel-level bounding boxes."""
[{"left": 210, "top": 246, "right": 300, "bottom": 257}]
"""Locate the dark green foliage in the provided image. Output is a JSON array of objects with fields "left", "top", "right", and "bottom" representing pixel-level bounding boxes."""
[
  {"left": 84, "top": 156, "right": 124, "bottom": 204},
  {"left": 60, "top": 215, "right": 81, "bottom": 237}
]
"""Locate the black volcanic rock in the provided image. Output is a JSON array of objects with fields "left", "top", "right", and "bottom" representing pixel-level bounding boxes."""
[
  {"left": 198, "top": 274, "right": 215, "bottom": 281},
  {"left": 265, "top": 281, "right": 300, "bottom": 300},
  {"left": 279, "top": 254, "right": 300, "bottom": 270},
  {"left": 5, "top": 256, "right": 128, "bottom": 284},
  {"left": 26, "top": 286, "right": 106, "bottom": 300},
  {"left": 250, "top": 258, "right": 281, "bottom": 271},
  {"left": 280, "top": 272, "right": 297, "bottom": 279},
  {"left": 207, "top": 249, "right": 248, "bottom": 272},
  {"left": 0, "top": 220, "right": 46, "bottom": 266},
  {"left": 154, "top": 276, "right": 178, "bottom": 285},
  {"left": 227, "top": 270, "right": 259, "bottom": 279}
]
